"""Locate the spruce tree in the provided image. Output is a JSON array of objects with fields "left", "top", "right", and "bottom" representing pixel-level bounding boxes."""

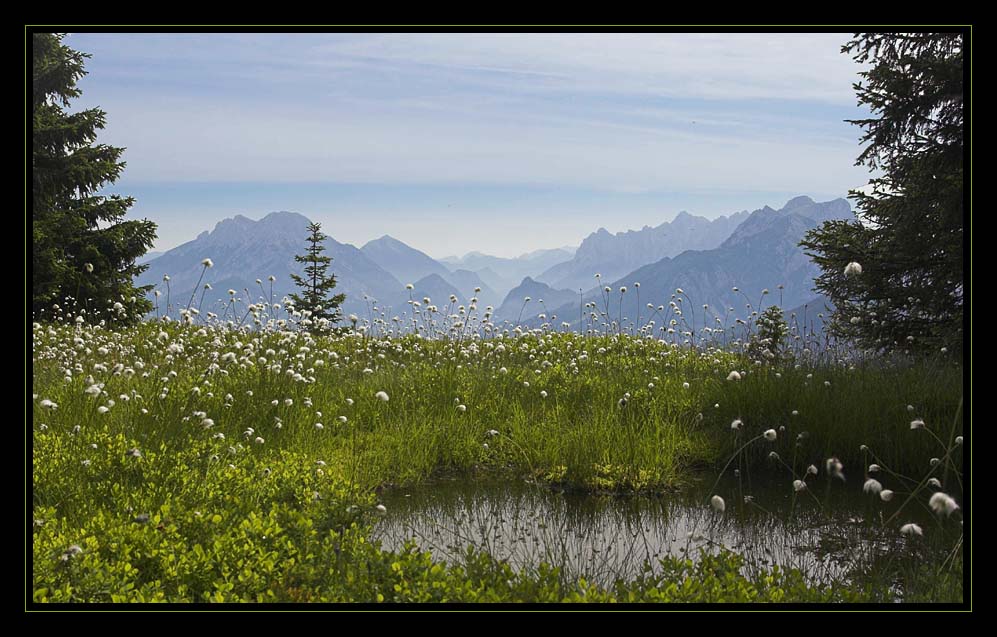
[
  {"left": 32, "top": 33, "right": 157, "bottom": 323},
  {"left": 289, "top": 222, "right": 346, "bottom": 327},
  {"left": 801, "top": 32, "right": 964, "bottom": 354}
]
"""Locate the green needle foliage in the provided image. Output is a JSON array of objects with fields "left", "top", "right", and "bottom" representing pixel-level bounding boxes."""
[
  {"left": 802, "top": 33, "right": 964, "bottom": 355},
  {"left": 32, "top": 33, "right": 157, "bottom": 323},
  {"left": 289, "top": 221, "right": 346, "bottom": 327}
]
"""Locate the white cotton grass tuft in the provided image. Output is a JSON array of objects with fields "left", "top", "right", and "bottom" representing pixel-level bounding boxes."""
[
  {"left": 201, "top": 258, "right": 213, "bottom": 268},
  {"left": 730, "top": 419, "right": 743, "bottom": 431},
  {"left": 910, "top": 419, "right": 926, "bottom": 430},
  {"left": 879, "top": 489, "right": 894, "bottom": 502},
  {"left": 863, "top": 478, "right": 883, "bottom": 495},
  {"left": 793, "top": 480, "right": 807, "bottom": 492},
  {"left": 710, "top": 495, "right": 725, "bottom": 513},
  {"left": 826, "top": 457, "right": 845, "bottom": 481},
  {"left": 928, "top": 492, "right": 959, "bottom": 516},
  {"left": 844, "top": 262, "right": 863, "bottom": 276},
  {"left": 900, "top": 523, "right": 923, "bottom": 537},
  {"left": 763, "top": 429, "right": 777, "bottom": 442},
  {"left": 375, "top": 391, "right": 389, "bottom": 402},
  {"left": 726, "top": 371, "right": 741, "bottom": 381}
]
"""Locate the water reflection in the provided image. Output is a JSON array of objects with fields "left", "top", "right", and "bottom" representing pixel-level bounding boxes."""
[{"left": 373, "top": 475, "right": 928, "bottom": 587}]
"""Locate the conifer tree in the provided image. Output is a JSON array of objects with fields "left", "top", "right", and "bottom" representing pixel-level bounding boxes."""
[
  {"left": 32, "top": 33, "right": 157, "bottom": 322},
  {"left": 801, "top": 33, "right": 964, "bottom": 353},
  {"left": 289, "top": 222, "right": 345, "bottom": 327}
]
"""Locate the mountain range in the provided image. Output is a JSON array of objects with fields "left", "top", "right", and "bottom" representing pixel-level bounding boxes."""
[
  {"left": 536, "top": 209, "right": 750, "bottom": 292},
  {"left": 440, "top": 248, "right": 576, "bottom": 297},
  {"left": 511, "top": 196, "right": 851, "bottom": 331},
  {"left": 136, "top": 212, "right": 405, "bottom": 319},
  {"left": 136, "top": 195, "right": 849, "bottom": 331}
]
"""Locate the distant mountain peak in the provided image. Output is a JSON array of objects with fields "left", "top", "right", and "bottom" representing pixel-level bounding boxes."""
[
  {"left": 203, "top": 211, "right": 313, "bottom": 244},
  {"left": 494, "top": 276, "right": 577, "bottom": 322},
  {"left": 415, "top": 272, "right": 449, "bottom": 285},
  {"left": 261, "top": 210, "right": 309, "bottom": 220},
  {"left": 539, "top": 208, "right": 754, "bottom": 291},
  {"left": 136, "top": 210, "right": 403, "bottom": 320},
  {"left": 781, "top": 195, "right": 816, "bottom": 211},
  {"left": 360, "top": 234, "right": 450, "bottom": 283}
]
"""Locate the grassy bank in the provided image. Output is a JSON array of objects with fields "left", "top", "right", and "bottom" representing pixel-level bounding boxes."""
[{"left": 30, "top": 321, "right": 964, "bottom": 602}]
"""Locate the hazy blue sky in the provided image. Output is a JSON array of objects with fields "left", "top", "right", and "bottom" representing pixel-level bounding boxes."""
[{"left": 67, "top": 32, "right": 873, "bottom": 258}]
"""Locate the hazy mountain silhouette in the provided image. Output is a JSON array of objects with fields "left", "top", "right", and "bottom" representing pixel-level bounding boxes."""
[
  {"left": 529, "top": 197, "right": 853, "bottom": 331},
  {"left": 137, "top": 212, "right": 403, "bottom": 319},
  {"left": 536, "top": 210, "right": 750, "bottom": 292}
]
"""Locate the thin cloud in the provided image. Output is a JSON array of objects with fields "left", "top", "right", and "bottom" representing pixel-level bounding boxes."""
[{"left": 65, "top": 32, "right": 873, "bottom": 254}]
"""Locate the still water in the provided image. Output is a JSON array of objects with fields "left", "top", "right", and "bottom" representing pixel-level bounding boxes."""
[{"left": 373, "top": 473, "right": 931, "bottom": 587}]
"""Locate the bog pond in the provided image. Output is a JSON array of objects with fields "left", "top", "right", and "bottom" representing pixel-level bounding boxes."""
[{"left": 373, "top": 473, "right": 943, "bottom": 590}]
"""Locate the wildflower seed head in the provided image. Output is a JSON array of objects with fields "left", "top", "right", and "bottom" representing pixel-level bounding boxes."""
[
  {"left": 710, "top": 495, "right": 725, "bottom": 513},
  {"left": 929, "top": 492, "right": 959, "bottom": 516},
  {"left": 863, "top": 478, "right": 883, "bottom": 495}
]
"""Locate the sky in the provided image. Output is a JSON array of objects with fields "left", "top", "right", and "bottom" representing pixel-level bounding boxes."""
[{"left": 66, "top": 32, "right": 874, "bottom": 259}]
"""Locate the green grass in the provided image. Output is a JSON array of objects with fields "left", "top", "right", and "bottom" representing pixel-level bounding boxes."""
[{"left": 30, "top": 321, "right": 964, "bottom": 603}]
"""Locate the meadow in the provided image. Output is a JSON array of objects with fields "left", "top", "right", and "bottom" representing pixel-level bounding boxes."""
[{"left": 30, "top": 301, "right": 965, "bottom": 603}]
